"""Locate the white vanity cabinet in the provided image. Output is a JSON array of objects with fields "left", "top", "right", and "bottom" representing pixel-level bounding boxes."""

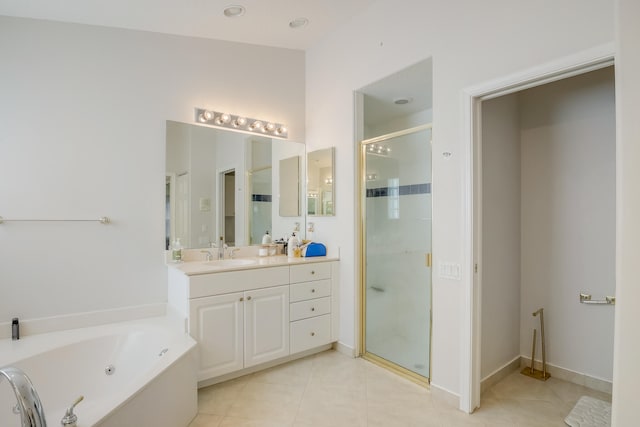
[
  {"left": 168, "top": 258, "right": 338, "bottom": 384},
  {"left": 189, "top": 284, "right": 289, "bottom": 379},
  {"left": 289, "top": 263, "right": 333, "bottom": 354}
]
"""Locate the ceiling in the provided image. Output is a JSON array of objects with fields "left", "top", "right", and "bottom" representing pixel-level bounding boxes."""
[
  {"left": 360, "top": 58, "right": 433, "bottom": 127},
  {"left": 0, "top": 0, "right": 376, "bottom": 50}
]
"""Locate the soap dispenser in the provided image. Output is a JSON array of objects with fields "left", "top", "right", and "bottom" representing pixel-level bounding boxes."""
[
  {"left": 261, "top": 231, "right": 272, "bottom": 244},
  {"left": 287, "top": 233, "right": 298, "bottom": 258},
  {"left": 171, "top": 238, "right": 183, "bottom": 263}
]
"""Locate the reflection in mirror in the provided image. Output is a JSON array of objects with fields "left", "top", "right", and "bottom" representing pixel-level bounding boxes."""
[
  {"left": 279, "top": 156, "right": 300, "bottom": 216},
  {"left": 307, "top": 147, "right": 335, "bottom": 216},
  {"left": 165, "top": 121, "right": 305, "bottom": 249}
]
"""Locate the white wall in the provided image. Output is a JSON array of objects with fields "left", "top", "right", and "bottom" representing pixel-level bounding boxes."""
[
  {"left": 0, "top": 16, "right": 304, "bottom": 321},
  {"left": 520, "top": 68, "right": 616, "bottom": 381},
  {"left": 305, "top": 0, "right": 614, "bottom": 397},
  {"left": 612, "top": 0, "right": 640, "bottom": 424},
  {"left": 480, "top": 93, "right": 521, "bottom": 379}
]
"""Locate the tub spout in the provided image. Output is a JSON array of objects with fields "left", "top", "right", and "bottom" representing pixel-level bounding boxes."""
[{"left": 0, "top": 366, "right": 47, "bottom": 427}]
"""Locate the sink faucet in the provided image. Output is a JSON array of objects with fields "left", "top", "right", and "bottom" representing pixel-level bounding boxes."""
[
  {"left": 0, "top": 366, "right": 47, "bottom": 427},
  {"left": 200, "top": 250, "right": 213, "bottom": 261},
  {"left": 229, "top": 248, "right": 241, "bottom": 259}
]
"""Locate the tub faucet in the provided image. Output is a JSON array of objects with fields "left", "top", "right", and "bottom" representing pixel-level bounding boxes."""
[
  {"left": 0, "top": 366, "right": 47, "bottom": 427},
  {"left": 60, "top": 395, "right": 83, "bottom": 427}
]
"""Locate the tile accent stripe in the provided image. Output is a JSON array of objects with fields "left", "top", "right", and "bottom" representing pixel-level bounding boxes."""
[
  {"left": 252, "top": 194, "right": 272, "bottom": 202},
  {"left": 366, "top": 183, "right": 431, "bottom": 198}
]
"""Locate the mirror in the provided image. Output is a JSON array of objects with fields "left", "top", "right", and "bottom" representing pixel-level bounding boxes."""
[
  {"left": 306, "top": 147, "right": 335, "bottom": 216},
  {"left": 165, "top": 120, "right": 305, "bottom": 249},
  {"left": 279, "top": 156, "right": 300, "bottom": 216}
]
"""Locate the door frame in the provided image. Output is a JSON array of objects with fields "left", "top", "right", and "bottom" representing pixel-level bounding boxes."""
[{"left": 461, "top": 43, "right": 615, "bottom": 413}]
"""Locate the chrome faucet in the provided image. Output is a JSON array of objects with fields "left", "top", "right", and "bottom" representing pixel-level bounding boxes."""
[
  {"left": 0, "top": 366, "right": 47, "bottom": 427},
  {"left": 60, "top": 396, "right": 83, "bottom": 427},
  {"left": 200, "top": 250, "right": 213, "bottom": 261},
  {"left": 229, "top": 248, "right": 241, "bottom": 259}
]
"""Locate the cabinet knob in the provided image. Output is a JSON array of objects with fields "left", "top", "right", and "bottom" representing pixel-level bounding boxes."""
[
  {"left": 247, "top": 296, "right": 252, "bottom": 300},
  {"left": 311, "top": 289, "right": 315, "bottom": 293},
  {"left": 240, "top": 297, "right": 244, "bottom": 302},
  {"left": 311, "top": 270, "right": 315, "bottom": 275},
  {"left": 311, "top": 307, "right": 315, "bottom": 311},
  {"left": 310, "top": 332, "right": 315, "bottom": 336}
]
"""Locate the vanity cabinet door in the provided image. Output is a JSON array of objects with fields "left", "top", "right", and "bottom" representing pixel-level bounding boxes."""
[
  {"left": 189, "top": 292, "right": 244, "bottom": 380},
  {"left": 244, "top": 285, "right": 290, "bottom": 368}
]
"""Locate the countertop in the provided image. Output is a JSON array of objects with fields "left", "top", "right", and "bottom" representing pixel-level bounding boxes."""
[{"left": 168, "top": 255, "right": 339, "bottom": 276}]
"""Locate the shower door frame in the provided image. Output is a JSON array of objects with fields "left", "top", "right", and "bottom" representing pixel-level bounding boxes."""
[{"left": 358, "top": 123, "right": 433, "bottom": 386}]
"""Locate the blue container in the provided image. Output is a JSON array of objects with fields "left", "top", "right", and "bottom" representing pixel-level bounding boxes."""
[{"left": 304, "top": 243, "right": 327, "bottom": 257}]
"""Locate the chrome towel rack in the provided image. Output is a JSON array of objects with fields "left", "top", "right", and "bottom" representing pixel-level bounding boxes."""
[
  {"left": 0, "top": 216, "right": 111, "bottom": 224},
  {"left": 580, "top": 293, "right": 615, "bottom": 305}
]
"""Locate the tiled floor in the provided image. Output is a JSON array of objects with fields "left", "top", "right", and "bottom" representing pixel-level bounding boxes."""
[{"left": 190, "top": 350, "right": 611, "bottom": 427}]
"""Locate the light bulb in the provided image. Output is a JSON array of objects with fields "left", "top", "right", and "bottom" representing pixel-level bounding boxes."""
[
  {"left": 202, "top": 110, "right": 213, "bottom": 121},
  {"left": 250, "top": 121, "right": 263, "bottom": 131},
  {"left": 265, "top": 123, "right": 276, "bottom": 132},
  {"left": 275, "top": 126, "right": 287, "bottom": 135},
  {"left": 220, "top": 113, "right": 231, "bottom": 124}
]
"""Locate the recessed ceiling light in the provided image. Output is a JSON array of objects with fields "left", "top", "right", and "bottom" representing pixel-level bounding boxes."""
[
  {"left": 289, "top": 17, "right": 309, "bottom": 29},
  {"left": 393, "top": 97, "right": 413, "bottom": 105},
  {"left": 223, "top": 5, "right": 245, "bottom": 18}
]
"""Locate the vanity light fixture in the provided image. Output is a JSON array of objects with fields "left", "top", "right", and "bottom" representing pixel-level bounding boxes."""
[
  {"left": 195, "top": 108, "right": 288, "bottom": 139},
  {"left": 366, "top": 173, "right": 378, "bottom": 181},
  {"left": 325, "top": 177, "right": 333, "bottom": 185}
]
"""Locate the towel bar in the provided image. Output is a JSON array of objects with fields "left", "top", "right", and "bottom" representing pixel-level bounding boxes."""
[{"left": 579, "top": 293, "right": 615, "bottom": 305}]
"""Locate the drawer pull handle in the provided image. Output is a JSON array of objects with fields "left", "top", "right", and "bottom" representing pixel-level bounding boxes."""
[
  {"left": 311, "top": 307, "right": 315, "bottom": 311},
  {"left": 311, "top": 289, "right": 316, "bottom": 293},
  {"left": 247, "top": 296, "right": 252, "bottom": 300},
  {"left": 240, "top": 297, "right": 244, "bottom": 301},
  {"left": 310, "top": 332, "right": 315, "bottom": 336}
]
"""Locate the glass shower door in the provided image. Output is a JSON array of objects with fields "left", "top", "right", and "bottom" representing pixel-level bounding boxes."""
[{"left": 362, "top": 126, "right": 432, "bottom": 380}]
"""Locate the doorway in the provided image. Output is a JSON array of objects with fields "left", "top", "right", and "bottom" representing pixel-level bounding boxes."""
[{"left": 472, "top": 65, "right": 616, "bottom": 411}]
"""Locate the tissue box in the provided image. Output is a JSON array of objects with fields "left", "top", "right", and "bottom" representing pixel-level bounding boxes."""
[{"left": 303, "top": 243, "right": 326, "bottom": 257}]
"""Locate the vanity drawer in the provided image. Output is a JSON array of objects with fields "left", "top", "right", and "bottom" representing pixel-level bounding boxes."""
[
  {"left": 290, "top": 262, "right": 331, "bottom": 283},
  {"left": 189, "top": 266, "right": 289, "bottom": 298},
  {"left": 290, "top": 314, "right": 331, "bottom": 354},
  {"left": 290, "top": 279, "right": 331, "bottom": 302},
  {"left": 290, "top": 296, "right": 331, "bottom": 321}
]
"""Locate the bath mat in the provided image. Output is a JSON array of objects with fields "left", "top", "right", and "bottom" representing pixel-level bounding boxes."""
[{"left": 564, "top": 395, "right": 611, "bottom": 427}]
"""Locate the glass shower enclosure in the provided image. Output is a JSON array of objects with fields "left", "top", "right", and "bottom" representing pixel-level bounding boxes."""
[{"left": 361, "top": 125, "right": 432, "bottom": 381}]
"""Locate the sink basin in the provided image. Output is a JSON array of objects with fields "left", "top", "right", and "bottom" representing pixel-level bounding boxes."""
[{"left": 203, "top": 258, "right": 257, "bottom": 268}]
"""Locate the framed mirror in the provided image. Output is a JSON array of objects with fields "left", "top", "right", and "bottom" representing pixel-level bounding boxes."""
[
  {"left": 307, "top": 147, "right": 335, "bottom": 216},
  {"left": 165, "top": 120, "right": 305, "bottom": 249}
]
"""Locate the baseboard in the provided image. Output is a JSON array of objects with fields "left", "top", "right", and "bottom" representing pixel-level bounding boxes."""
[
  {"left": 0, "top": 303, "right": 167, "bottom": 339},
  {"left": 481, "top": 356, "right": 521, "bottom": 393},
  {"left": 430, "top": 383, "right": 460, "bottom": 409},
  {"left": 519, "top": 356, "right": 612, "bottom": 394},
  {"left": 333, "top": 341, "right": 356, "bottom": 357}
]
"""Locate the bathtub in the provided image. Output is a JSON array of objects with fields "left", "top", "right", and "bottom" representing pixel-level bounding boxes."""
[{"left": 0, "top": 316, "right": 197, "bottom": 427}]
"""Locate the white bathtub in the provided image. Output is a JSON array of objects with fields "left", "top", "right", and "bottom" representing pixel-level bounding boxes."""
[{"left": 0, "top": 316, "right": 198, "bottom": 427}]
